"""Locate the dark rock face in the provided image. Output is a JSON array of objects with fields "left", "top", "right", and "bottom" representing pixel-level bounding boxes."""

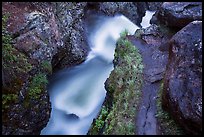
[
  {"left": 133, "top": 23, "right": 175, "bottom": 84},
  {"left": 162, "top": 21, "right": 202, "bottom": 135},
  {"left": 134, "top": 24, "right": 176, "bottom": 47},
  {"left": 2, "top": 2, "right": 148, "bottom": 135},
  {"left": 151, "top": 2, "right": 202, "bottom": 29},
  {"left": 2, "top": 91, "right": 51, "bottom": 135},
  {"left": 146, "top": 2, "right": 163, "bottom": 11},
  {"left": 2, "top": 2, "right": 52, "bottom": 135},
  {"left": 2, "top": 2, "right": 89, "bottom": 135},
  {"left": 3, "top": 2, "right": 90, "bottom": 71},
  {"left": 85, "top": 2, "right": 146, "bottom": 27},
  {"left": 51, "top": 2, "right": 89, "bottom": 71}
]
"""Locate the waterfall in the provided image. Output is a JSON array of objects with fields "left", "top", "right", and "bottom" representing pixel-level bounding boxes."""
[{"left": 41, "top": 11, "right": 154, "bottom": 135}]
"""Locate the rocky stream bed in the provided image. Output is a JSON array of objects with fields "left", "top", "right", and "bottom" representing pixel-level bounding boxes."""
[{"left": 2, "top": 2, "right": 202, "bottom": 135}]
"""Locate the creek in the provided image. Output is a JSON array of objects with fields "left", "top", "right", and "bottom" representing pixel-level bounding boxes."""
[{"left": 41, "top": 10, "right": 154, "bottom": 135}]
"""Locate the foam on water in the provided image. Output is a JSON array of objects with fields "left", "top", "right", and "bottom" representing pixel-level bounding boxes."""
[
  {"left": 41, "top": 13, "right": 153, "bottom": 135},
  {"left": 140, "top": 10, "right": 155, "bottom": 28}
]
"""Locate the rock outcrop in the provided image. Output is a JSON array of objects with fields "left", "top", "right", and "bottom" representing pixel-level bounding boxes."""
[
  {"left": 146, "top": 2, "right": 163, "bottom": 11},
  {"left": 2, "top": 2, "right": 89, "bottom": 135},
  {"left": 151, "top": 2, "right": 202, "bottom": 29},
  {"left": 2, "top": 2, "right": 148, "bottom": 135},
  {"left": 85, "top": 2, "right": 146, "bottom": 27},
  {"left": 162, "top": 21, "right": 202, "bottom": 135},
  {"left": 131, "top": 22, "right": 173, "bottom": 135}
]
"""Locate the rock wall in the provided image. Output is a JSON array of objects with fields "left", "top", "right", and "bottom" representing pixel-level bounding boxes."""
[
  {"left": 2, "top": 2, "right": 147, "bottom": 135},
  {"left": 2, "top": 2, "right": 90, "bottom": 135},
  {"left": 162, "top": 21, "right": 202, "bottom": 135},
  {"left": 151, "top": 2, "right": 202, "bottom": 29}
]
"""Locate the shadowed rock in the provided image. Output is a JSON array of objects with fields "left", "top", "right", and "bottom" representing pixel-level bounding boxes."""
[
  {"left": 151, "top": 2, "right": 202, "bottom": 29},
  {"left": 162, "top": 21, "right": 202, "bottom": 135}
]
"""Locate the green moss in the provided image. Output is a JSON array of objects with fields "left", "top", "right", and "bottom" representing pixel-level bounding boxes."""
[
  {"left": 156, "top": 81, "right": 185, "bottom": 135},
  {"left": 28, "top": 73, "right": 48, "bottom": 100},
  {"left": 89, "top": 106, "right": 109, "bottom": 135},
  {"left": 120, "top": 29, "right": 129, "bottom": 39},
  {"left": 2, "top": 13, "right": 33, "bottom": 114},
  {"left": 2, "top": 14, "right": 32, "bottom": 83},
  {"left": 2, "top": 94, "right": 18, "bottom": 111},
  {"left": 89, "top": 30, "right": 143, "bottom": 135}
]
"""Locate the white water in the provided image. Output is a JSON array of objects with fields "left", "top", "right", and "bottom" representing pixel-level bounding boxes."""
[
  {"left": 140, "top": 10, "right": 155, "bottom": 28},
  {"left": 41, "top": 11, "right": 154, "bottom": 135}
]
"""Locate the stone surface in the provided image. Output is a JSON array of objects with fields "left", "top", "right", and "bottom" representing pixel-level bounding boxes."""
[
  {"left": 146, "top": 2, "right": 163, "bottom": 11},
  {"left": 85, "top": 2, "right": 146, "bottom": 27},
  {"left": 162, "top": 21, "right": 202, "bottom": 135},
  {"left": 128, "top": 36, "right": 168, "bottom": 135},
  {"left": 134, "top": 24, "right": 176, "bottom": 47},
  {"left": 3, "top": 2, "right": 89, "bottom": 70},
  {"left": 151, "top": 2, "right": 202, "bottom": 29},
  {"left": 131, "top": 19, "right": 182, "bottom": 135},
  {"left": 2, "top": 2, "right": 89, "bottom": 135},
  {"left": 2, "top": 2, "right": 148, "bottom": 135}
]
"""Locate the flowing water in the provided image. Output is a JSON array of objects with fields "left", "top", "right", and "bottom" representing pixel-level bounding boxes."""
[{"left": 41, "top": 11, "right": 154, "bottom": 135}]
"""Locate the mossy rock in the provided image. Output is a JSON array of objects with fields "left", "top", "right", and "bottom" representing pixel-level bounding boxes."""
[{"left": 89, "top": 31, "right": 144, "bottom": 135}]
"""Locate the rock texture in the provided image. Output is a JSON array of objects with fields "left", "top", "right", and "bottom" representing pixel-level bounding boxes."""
[
  {"left": 162, "top": 21, "right": 202, "bottom": 135},
  {"left": 51, "top": 2, "right": 89, "bottom": 71},
  {"left": 146, "top": 2, "right": 163, "bottom": 11},
  {"left": 151, "top": 2, "right": 202, "bottom": 29},
  {"left": 2, "top": 2, "right": 89, "bottom": 135},
  {"left": 2, "top": 2, "right": 148, "bottom": 135},
  {"left": 131, "top": 24, "right": 172, "bottom": 135},
  {"left": 85, "top": 2, "right": 146, "bottom": 27}
]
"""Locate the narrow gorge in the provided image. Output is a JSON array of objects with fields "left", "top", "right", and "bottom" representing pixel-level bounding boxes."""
[{"left": 2, "top": 2, "right": 202, "bottom": 135}]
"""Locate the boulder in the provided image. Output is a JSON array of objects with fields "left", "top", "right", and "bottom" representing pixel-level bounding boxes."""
[
  {"left": 3, "top": 2, "right": 89, "bottom": 70},
  {"left": 2, "top": 2, "right": 89, "bottom": 135},
  {"left": 146, "top": 2, "right": 163, "bottom": 11},
  {"left": 51, "top": 2, "right": 89, "bottom": 71},
  {"left": 151, "top": 2, "right": 202, "bottom": 29},
  {"left": 133, "top": 23, "right": 177, "bottom": 84},
  {"left": 85, "top": 2, "right": 146, "bottom": 27},
  {"left": 162, "top": 21, "right": 202, "bottom": 135},
  {"left": 134, "top": 24, "right": 175, "bottom": 47}
]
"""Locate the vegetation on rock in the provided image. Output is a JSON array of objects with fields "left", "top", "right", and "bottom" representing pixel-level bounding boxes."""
[
  {"left": 2, "top": 13, "right": 32, "bottom": 112},
  {"left": 28, "top": 73, "right": 48, "bottom": 100},
  {"left": 156, "top": 81, "right": 185, "bottom": 135},
  {"left": 2, "top": 12, "right": 51, "bottom": 134},
  {"left": 89, "top": 30, "right": 144, "bottom": 135}
]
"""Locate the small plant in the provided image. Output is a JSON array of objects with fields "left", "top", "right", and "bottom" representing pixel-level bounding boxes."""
[
  {"left": 89, "top": 106, "right": 109, "bottom": 134},
  {"left": 120, "top": 29, "right": 129, "bottom": 38},
  {"left": 89, "top": 35, "right": 143, "bottom": 135}
]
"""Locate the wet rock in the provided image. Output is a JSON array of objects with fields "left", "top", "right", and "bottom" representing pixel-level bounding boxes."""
[
  {"left": 85, "top": 2, "right": 146, "bottom": 27},
  {"left": 162, "top": 21, "right": 202, "bottom": 135},
  {"left": 3, "top": 2, "right": 89, "bottom": 69},
  {"left": 133, "top": 22, "right": 177, "bottom": 84},
  {"left": 3, "top": 92, "right": 51, "bottom": 135},
  {"left": 146, "top": 2, "right": 163, "bottom": 11},
  {"left": 146, "top": 68, "right": 166, "bottom": 83},
  {"left": 134, "top": 24, "right": 176, "bottom": 47},
  {"left": 2, "top": 2, "right": 88, "bottom": 135},
  {"left": 151, "top": 2, "right": 202, "bottom": 29},
  {"left": 50, "top": 2, "right": 89, "bottom": 71}
]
